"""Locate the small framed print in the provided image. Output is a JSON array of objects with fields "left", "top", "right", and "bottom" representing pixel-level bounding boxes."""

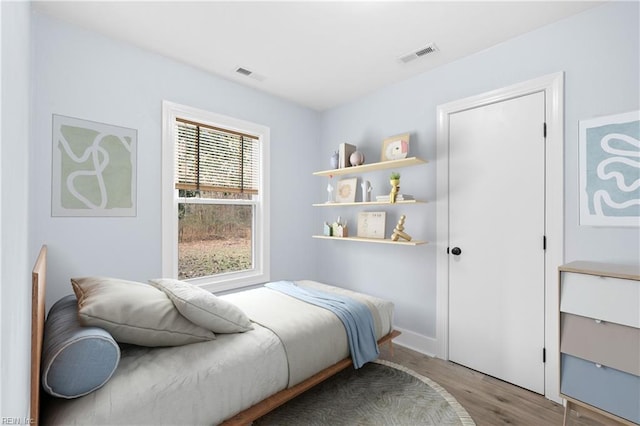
[
  {"left": 357, "top": 212, "right": 386, "bottom": 239},
  {"left": 381, "top": 133, "right": 410, "bottom": 162},
  {"left": 336, "top": 177, "right": 357, "bottom": 203}
]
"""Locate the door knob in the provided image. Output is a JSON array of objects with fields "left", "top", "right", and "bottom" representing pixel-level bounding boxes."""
[{"left": 450, "top": 247, "right": 462, "bottom": 256}]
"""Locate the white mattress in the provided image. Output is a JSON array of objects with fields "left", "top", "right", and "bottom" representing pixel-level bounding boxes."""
[
  {"left": 43, "top": 281, "right": 394, "bottom": 426},
  {"left": 223, "top": 280, "right": 394, "bottom": 387}
]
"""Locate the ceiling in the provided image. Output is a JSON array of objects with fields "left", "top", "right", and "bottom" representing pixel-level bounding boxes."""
[{"left": 32, "top": 1, "right": 602, "bottom": 111}]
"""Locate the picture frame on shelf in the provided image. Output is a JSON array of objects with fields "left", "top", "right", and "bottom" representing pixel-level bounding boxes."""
[
  {"left": 357, "top": 212, "right": 386, "bottom": 239},
  {"left": 381, "top": 133, "right": 410, "bottom": 162},
  {"left": 336, "top": 177, "right": 357, "bottom": 203}
]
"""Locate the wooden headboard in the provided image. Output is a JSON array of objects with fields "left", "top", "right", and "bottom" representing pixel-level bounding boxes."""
[{"left": 30, "top": 245, "right": 47, "bottom": 426}]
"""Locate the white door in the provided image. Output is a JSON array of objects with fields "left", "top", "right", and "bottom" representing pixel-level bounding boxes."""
[{"left": 448, "top": 91, "right": 546, "bottom": 394}]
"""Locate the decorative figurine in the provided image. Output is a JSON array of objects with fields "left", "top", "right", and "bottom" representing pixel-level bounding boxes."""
[
  {"left": 350, "top": 150, "right": 365, "bottom": 166},
  {"left": 360, "top": 180, "right": 372, "bottom": 202},
  {"left": 389, "top": 172, "right": 400, "bottom": 204},
  {"left": 326, "top": 176, "right": 335, "bottom": 203},
  {"left": 391, "top": 215, "right": 412, "bottom": 242},
  {"left": 336, "top": 222, "right": 348, "bottom": 237},
  {"left": 331, "top": 216, "right": 348, "bottom": 237}
]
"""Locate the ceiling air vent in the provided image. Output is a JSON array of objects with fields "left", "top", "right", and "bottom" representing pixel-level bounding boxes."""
[
  {"left": 234, "top": 66, "right": 265, "bottom": 82},
  {"left": 235, "top": 67, "right": 253, "bottom": 76},
  {"left": 399, "top": 43, "right": 439, "bottom": 64}
]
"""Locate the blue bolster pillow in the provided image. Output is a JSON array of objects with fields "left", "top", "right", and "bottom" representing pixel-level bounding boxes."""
[{"left": 41, "top": 295, "right": 120, "bottom": 399}]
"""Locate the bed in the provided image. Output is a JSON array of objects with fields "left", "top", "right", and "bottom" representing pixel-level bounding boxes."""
[{"left": 30, "top": 246, "right": 399, "bottom": 425}]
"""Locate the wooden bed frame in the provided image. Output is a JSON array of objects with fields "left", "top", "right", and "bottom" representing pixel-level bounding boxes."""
[
  {"left": 221, "top": 329, "right": 400, "bottom": 425},
  {"left": 30, "top": 245, "right": 47, "bottom": 426},
  {"left": 29, "top": 245, "right": 399, "bottom": 426}
]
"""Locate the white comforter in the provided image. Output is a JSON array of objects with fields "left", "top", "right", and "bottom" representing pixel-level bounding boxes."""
[{"left": 43, "top": 281, "right": 393, "bottom": 425}]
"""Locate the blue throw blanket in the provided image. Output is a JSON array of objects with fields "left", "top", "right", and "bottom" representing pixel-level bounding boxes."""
[{"left": 265, "top": 281, "right": 379, "bottom": 368}]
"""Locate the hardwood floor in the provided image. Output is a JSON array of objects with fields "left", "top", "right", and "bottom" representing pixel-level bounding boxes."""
[{"left": 378, "top": 343, "right": 610, "bottom": 426}]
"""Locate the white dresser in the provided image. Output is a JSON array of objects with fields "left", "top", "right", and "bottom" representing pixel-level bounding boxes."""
[{"left": 559, "top": 261, "right": 640, "bottom": 426}]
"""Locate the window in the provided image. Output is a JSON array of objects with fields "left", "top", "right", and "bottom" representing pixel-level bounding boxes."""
[{"left": 162, "top": 102, "right": 270, "bottom": 292}]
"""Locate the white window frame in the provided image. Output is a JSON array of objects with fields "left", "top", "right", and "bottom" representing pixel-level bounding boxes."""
[{"left": 162, "top": 101, "right": 270, "bottom": 292}]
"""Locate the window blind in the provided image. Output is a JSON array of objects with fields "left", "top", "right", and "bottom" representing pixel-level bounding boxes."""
[{"left": 175, "top": 118, "right": 259, "bottom": 195}]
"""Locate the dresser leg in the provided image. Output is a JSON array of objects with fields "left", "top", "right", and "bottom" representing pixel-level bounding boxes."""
[{"left": 563, "top": 401, "right": 571, "bottom": 426}]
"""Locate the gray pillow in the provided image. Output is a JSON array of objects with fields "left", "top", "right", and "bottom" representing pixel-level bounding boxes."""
[
  {"left": 149, "top": 278, "right": 253, "bottom": 333},
  {"left": 42, "top": 295, "right": 120, "bottom": 399},
  {"left": 71, "top": 277, "right": 215, "bottom": 346}
]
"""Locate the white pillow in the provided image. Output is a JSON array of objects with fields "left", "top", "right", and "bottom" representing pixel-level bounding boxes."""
[
  {"left": 71, "top": 277, "right": 215, "bottom": 347},
  {"left": 149, "top": 278, "right": 253, "bottom": 333}
]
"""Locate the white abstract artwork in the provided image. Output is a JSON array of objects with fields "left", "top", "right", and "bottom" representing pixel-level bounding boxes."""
[
  {"left": 579, "top": 110, "right": 640, "bottom": 226},
  {"left": 52, "top": 115, "right": 137, "bottom": 216}
]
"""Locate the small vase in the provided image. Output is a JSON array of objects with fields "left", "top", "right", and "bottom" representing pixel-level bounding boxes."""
[
  {"left": 330, "top": 151, "right": 339, "bottom": 169},
  {"left": 361, "top": 180, "right": 371, "bottom": 202}
]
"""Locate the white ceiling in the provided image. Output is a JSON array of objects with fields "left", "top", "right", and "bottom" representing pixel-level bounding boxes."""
[{"left": 32, "top": 1, "right": 602, "bottom": 111}]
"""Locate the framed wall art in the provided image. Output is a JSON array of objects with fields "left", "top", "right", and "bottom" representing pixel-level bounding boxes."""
[
  {"left": 381, "top": 133, "right": 410, "bottom": 162},
  {"left": 579, "top": 110, "right": 639, "bottom": 226},
  {"left": 52, "top": 114, "right": 137, "bottom": 217}
]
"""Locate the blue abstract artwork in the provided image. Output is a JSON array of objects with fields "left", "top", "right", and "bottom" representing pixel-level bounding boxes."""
[{"left": 579, "top": 110, "right": 640, "bottom": 226}]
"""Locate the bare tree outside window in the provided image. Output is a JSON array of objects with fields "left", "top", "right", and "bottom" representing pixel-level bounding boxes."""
[{"left": 178, "top": 190, "right": 253, "bottom": 279}]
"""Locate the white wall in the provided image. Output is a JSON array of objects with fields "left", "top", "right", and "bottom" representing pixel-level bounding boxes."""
[
  {"left": 318, "top": 1, "right": 640, "bottom": 352},
  {"left": 30, "top": 12, "right": 320, "bottom": 309},
  {"left": 1, "top": 0, "right": 3, "bottom": 413},
  {"left": 1, "top": 1, "right": 32, "bottom": 419}
]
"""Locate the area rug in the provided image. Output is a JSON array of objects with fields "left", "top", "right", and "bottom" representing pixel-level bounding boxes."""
[{"left": 254, "top": 359, "right": 476, "bottom": 425}]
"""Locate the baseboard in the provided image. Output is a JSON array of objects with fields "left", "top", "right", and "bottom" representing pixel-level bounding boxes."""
[{"left": 393, "top": 327, "right": 438, "bottom": 358}]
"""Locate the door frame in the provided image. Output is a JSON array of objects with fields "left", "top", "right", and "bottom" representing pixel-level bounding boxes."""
[{"left": 435, "top": 72, "right": 564, "bottom": 401}]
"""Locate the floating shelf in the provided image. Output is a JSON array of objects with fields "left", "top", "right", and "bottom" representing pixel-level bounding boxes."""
[
  {"left": 312, "top": 235, "right": 427, "bottom": 246},
  {"left": 313, "top": 157, "right": 426, "bottom": 177},
  {"left": 313, "top": 200, "right": 425, "bottom": 207},
  {"left": 312, "top": 156, "right": 428, "bottom": 246}
]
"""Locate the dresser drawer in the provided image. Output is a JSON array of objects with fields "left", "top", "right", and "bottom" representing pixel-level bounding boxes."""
[
  {"left": 560, "top": 272, "right": 640, "bottom": 328},
  {"left": 560, "top": 353, "right": 640, "bottom": 424},
  {"left": 560, "top": 313, "right": 640, "bottom": 376}
]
